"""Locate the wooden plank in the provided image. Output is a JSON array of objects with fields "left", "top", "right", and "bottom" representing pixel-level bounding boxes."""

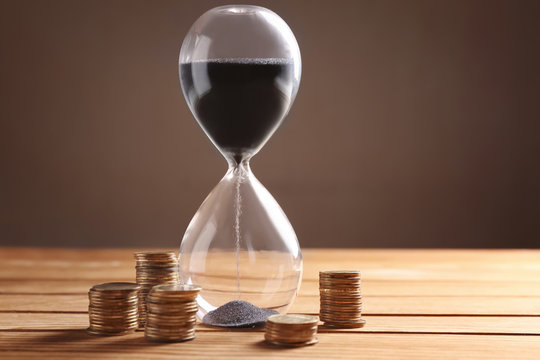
[
  {"left": 2, "top": 313, "right": 540, "bottom": 335},
  {"left": 0, "top": 331, "right": 539, "bottom": 359},
  {"left": 302, "top": 279, "right": 540, "bottom": 296},
  {"left": 2, "top": 261, "right": 539, "bottom": 282},
  {"left": 0, "top": 280, "right": 103, "bottom": 294},
  {"left": 0, "top": 261, "right": 136, "bottom": 281},
  {"left": 289, "top": 295, "right": 540, "bottom": 315},
  {"left": 3, "top": 279, "right": 540, "bottom": 296},
  {"left": 310, "top": 267, "right": 540, "bottom": 282},
  {"left": 1, "top": 294, "right": 539, "bottom": 316},
  {"left": 3, "top": 248, "right": 540, "bottom": 264},
  {"left": 1, "top": 249, "right": 540, "bottom": 282},
  {"left": 0, "top": 313, "right": 89, "bottom": 330},
  {"left": 0, "top": 248, "right": 151, "bottom": 261}
]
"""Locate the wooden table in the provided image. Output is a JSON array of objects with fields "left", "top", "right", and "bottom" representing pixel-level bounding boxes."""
[{"left": 0, "top": 248, "right": 539, "bottom": 359}]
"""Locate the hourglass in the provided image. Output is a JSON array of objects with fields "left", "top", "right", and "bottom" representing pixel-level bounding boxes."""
[{"left": 178, "top": 5, "right": 302, "bottom": 327}]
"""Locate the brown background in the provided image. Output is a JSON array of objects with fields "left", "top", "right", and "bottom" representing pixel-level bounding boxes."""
[{"left": 1, "top": 0, "right": 539, "bottom": 248}]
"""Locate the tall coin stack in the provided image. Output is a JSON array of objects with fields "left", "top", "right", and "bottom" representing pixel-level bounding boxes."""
[
  {"left": 87, "top": 282, "right": 140, "bottom": 336},
  {"left": 265, "top": 314, "right": 319, "bottom": 347},
  {"left": 319, "top": 270, "right": 366, "bottom": 328},
  {"left": 134, "top": 251, "right": 179, "bottom": 327},
  {"left": 145, "top": 284, "right": 201, "bottom": 342}
]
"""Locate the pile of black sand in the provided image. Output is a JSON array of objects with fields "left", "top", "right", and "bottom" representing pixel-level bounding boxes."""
[{"left": 202, "top": 300, "right": 278, "bottom": 328}]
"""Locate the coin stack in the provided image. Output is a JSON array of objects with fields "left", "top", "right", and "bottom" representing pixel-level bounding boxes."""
[
  {"left": 319, "top": 270, "right": 365, "bottom": 328},
  {"left": 134, "top": 251, "right": 179, "bottom": 327},
  {"left": 144, "top": 284, "right": 201, "bottom": 342},
  {"left": 265, "top": 314, "right": 319, "bottom": 347},
  {"left": 87, "top": 282, "right": 140, "bottom": 336}
]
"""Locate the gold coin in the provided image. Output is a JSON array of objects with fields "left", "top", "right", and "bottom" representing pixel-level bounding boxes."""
[
  {"left": 88, "top": 305, "right": 138, "bottom": 313},
  {"left": 86, "top": 327, "right": 136, "bottom": 336},
  {"left": 88, "top": 313, "right": 139, "bottom": 320},
  {"left": 320, "top": 303, "right": 362, "bottom": 309},
  {"left": 147, "top": 297, "right": 195, "bottom": 304},
  {"left": 320, "top": 297, "right": 363, "bottom": 303},
  {"left": 320, "top": 308, "right": 361, "bottom": 312},
  {"left": 145, "top": 328, "right": 195, "bottom": 338},
  {"left": 320, "top": 312, "right": 363, "bottom": 319},
  {"left": 136, "top": 272, "right": 178, "bottom": 277},
  {"left": 265, "top": 314, "right": 318, "bottom": 347},
  {"left": 320, "top": 292, "right": 362, "bottom": 297},
  {"left": 320, "top": 299, "right": 362, "bottom": 305},
  {"left": 145, "top": 333, "right": 195, "bottom": 342},
  {"left": 134, "top": 250, "right": 177, "bottom": 257},
  {"left": 145, "top": 324, "right": 197, "bottom": 333},
  {"left": 90, "top": 282, "right": 140, "bottom": 293},
  {"left": 88, "top": 302, "right": 139, "bottom": 308},
  {"left": 146, "top": 314, "right": 197, "bottom": 323},
  {"left": 145, "top": 320, "right": 197, "bottom": 328},
  {"left": 89, "top": 311, "right": 138, "bottom": 317},
  {"left": 89, "top": 323, "right": 138, "bottom": 329},
  {"left": 89, "top": 292, "right": 139, "bottom": 298},
  {"left": 319, "top": 270, "right": 365, "bottom": 328},
  {"left": 320, "top": 270, "right": 361, "bottom": 276},
  {"left": 89, "top": 295, "right": 138, "bottom": 302},
  {"left": 320, "top": 313, "right": 362, "bottom": 320},
  {"left": 146, "top": 308, "right": 198, "bottom": 316},
  {"left": 146, "top": 299, "right": 198, "bottom": 307},
  {"left": 137, "top": 279, "right": 179, "bottom": 282},
  {"left": 267, "top": 314, "right": 318, "bottom": 326},
  {"left": 149, "top": 284, "right": 201, "bottom": 296},
  {"left": 89, "top": 320, "right": 139, "bottom": 328},
  {"left": 323, "top": 319, "right": 366, "bottom": 328},
  {"left": 320, "top": 274, "right": 361, "bottom": 279},
  {"left": 146, "top": 295, "right": 198, "bottom": 303},
  {"left": 89, "top": 323, "right": 138, "bottom": 331},
  {"left": 320, "top": 311, "right": 362, "bottom": 317},
  {"left": 136, "top": 268, "right": 178, "bottom": 272},
  {"left": 265, "top": 336, "right": 318, "bottom": 347},
  {"left": 265, "top": 327, "right": 317, "bottom": 338},
  {"left": 320, "top": 285, "right": 361, "bottom": 290},
  {"left": 136, "top": 262, "right": 178, "bottom": 267}
]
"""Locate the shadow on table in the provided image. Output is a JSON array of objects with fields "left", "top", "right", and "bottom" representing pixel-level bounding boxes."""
[
  {"left": 6, "top": 328, "right": 310, "bottom": 353},
  {"left": 6, "top": 329, "right": 170, "bottom": 353}
]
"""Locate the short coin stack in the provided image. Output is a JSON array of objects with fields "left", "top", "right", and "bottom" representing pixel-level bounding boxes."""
[
  {"left": 319, "top": 270, "right": 365, "bottom": 328},
  {"left": 265, "top": 314, "right": 319, "bottom": 347},
  {"left": 134, "top": 251, "right": 179, "bottom": 327},
  {"left": 87, "top": 282, "right": 140, "bottom": 336},
  {"left": 145, "top": 284, "right": 201, "bottom": 342}
]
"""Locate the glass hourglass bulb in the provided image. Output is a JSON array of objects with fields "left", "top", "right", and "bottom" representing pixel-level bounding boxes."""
[{"left": 178, "top": 5, "right": 302, "bottom": 326}]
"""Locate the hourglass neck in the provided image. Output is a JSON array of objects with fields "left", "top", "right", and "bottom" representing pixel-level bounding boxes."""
[
  {"left": 227, "top": 157, "right": 252, "bottom": 173},
  {"left": 226, "top": 152, "right": 254, "bottom": 170}
]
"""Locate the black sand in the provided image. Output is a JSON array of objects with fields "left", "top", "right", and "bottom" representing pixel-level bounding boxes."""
[{"left": 202, "top": 300, "right": 278, "bottom": 328}]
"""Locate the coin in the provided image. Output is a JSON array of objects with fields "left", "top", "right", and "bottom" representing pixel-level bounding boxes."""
[
  {"left": 87, "top": 281, "right": 140, "bottom": 336},
  {"left": 151, "top": 284, "right": 201, "bottom": 295},
  {"left": 264, "top": 314, "right": 318, "bottom": 347},
  {"left": 134, "top": 251, "right": 180, "bottom": 328},
  {"left": 320, "top": 270, "right": 361, "bottom": 276},
  {"left": 267, "top": 314, "right": 318, "bottom": 326},
  {"left": 266, "top": 337, "right": 319, "bottom": 347},
  {"left": 86, "top": 327, "right": 136, "bottom": 336},
  {"left": 319, "top": 270, "right": 365, "bottom": 328},
  {"left": 323, "top": 319, "right": 366, "bottom": 328},
  {"left": 143, "top": 281, "right": 201, "bottom": 342},
  {"left": 91, "top": 282, "right": 141, "bottom": 293},
  {"left": 146, "top": 301, "right": 198, "bottom": 311}
]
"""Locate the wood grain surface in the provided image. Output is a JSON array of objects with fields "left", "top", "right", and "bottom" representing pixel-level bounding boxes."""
[{"left": 0, "top": 248, "right": 539, "bottom": 359}]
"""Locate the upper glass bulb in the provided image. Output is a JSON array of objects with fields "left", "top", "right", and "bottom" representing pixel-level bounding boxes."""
[{"left": 179, "top": 5, "right": 301, "bottom": 164}]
